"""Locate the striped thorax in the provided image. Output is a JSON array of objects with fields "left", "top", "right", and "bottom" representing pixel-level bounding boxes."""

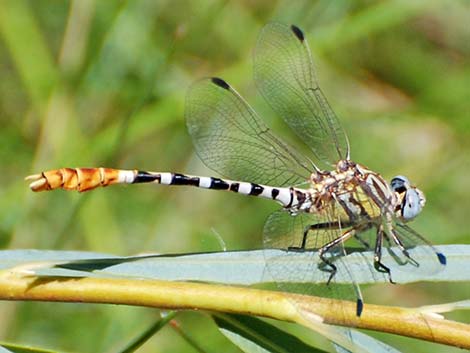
[{"left": 285, "top": 160, "right": 393, "bottom": 220}]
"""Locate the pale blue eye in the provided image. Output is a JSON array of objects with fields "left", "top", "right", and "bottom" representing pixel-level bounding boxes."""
[
  {"left": 402, "top": 188, "right": 423, "bottom": 220},
  {"left": 390, "top": 175, "right": 409, "bottom": 191},
  {"left": 390, "top": 175, "right": 424, "bottom": 220}
]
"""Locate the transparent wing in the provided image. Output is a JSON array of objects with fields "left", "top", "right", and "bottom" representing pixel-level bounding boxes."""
[
  {"left": 262, "top": 208, "right": 374, "bottom": 319},
  {"left": 383, "top": 222, "right": 447, "bottom": 275},
  {"left": 185, "top": 77, "right": 313, "bottom": 186},
  {"left": 254, "top": 23, "right": 349, "bottom": 167}
]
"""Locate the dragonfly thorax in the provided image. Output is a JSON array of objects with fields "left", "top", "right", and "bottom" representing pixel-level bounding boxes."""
[
  {"left": 295, "top": 160, "right": 398, "bottom": 223},
  {"left": 288, "top": 160, "right": 426, "bottom": 226}
]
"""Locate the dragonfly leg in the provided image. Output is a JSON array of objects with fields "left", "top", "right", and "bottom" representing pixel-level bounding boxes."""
[
  {"left": 374, "top": 228, "right": 395, "bottom": 283},
  {"left": 287, "top": 224, "right": 316, "bottom": 251},
  {"left": 318, "top": 228, "right": 356, "bottom": 285},
  {"left": 390, "top": 229, "right": 419, "bottom": 267},
  {"left": 286, "top": 225, "right": 309, "bottom": 251},
  {"left": 288, "top": 221, "right": 343, "bottom": 251}
]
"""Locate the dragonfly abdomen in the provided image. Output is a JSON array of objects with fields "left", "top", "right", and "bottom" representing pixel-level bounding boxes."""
[
  {"left": 134, "top": 171, "right": 294, "bottom": 206},
  {"left": 26, "top": 168, "right": 307, "bottom": 208}
]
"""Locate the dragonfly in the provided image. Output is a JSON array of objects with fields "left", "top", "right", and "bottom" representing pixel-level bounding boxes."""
[{"left": 26, "top": 23, "right": 446, "bottom": 317}]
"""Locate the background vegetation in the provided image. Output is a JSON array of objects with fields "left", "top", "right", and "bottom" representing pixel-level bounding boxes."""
[{"left": 0, "top": 0, "right": 468, "bottom": 352}]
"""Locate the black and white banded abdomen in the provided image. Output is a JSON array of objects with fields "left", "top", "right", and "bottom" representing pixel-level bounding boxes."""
[{"left": 25, "top": 168, "right": 311, "bottom": 210}]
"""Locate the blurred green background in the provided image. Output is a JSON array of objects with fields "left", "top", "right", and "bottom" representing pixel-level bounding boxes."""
[{"left": 0, "top": 0, "right": 469, "bottom": 352}]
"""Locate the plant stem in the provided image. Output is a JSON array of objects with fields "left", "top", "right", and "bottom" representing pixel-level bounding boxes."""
[{"left": 0, "top": 271, "right": 468, "bottom": 349}]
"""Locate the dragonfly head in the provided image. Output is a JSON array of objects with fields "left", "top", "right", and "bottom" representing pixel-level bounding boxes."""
[{"left": 390, "top": 175, "right": 426, "bottom": 222}]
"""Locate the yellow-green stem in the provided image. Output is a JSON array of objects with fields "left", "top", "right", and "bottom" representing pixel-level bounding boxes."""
[{"left": 0, "top": 272, "right": 468, "bottom": 349}]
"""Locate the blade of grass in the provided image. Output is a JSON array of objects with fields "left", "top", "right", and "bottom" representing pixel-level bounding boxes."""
[
  {"left": 0, "top": 342, "right": 60, "bottom": 353},
  {"left": 117, "top": 311, "right": 177, "bottom": 353},
  {"left": 213, "top": 313, "right": 328, "bottom": 353},
  {"left": 169, "top": 319, "right": 210, "bottom": 353},
  {"left": 0, "top": 1, "right": 57, "bottom": 108},
  {"left": 313, "top": 0, "right": 441, "bottom": 51}
]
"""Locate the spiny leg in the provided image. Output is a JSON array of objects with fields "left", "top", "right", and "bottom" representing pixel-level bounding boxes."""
[
  {"left": 318, "top": 227, "right": 365, "bottom": 317},
  {"left": 373, "top": 227, "right": 395, "bottom": 283},
  {"left": 390, "top": 229, "right": 419, "bottom": 267},
  {"left": 288, "top": 221, "right": 351, "bottom": 251},
  {"left": 382, "top": 232, "right": 402, "bottom": 263},
  {"left": 291, "top": 220, "right": 364, "bottom": 316},
  {"left": 317, "top": 228, "right": 356, "bottom": 285}
]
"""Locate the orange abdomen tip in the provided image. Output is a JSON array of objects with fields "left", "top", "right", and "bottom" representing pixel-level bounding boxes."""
[
  {"left": 25, "top": 168, "right": 123, "bottom": 192},
  {"left": 25, "top": 173, "right": 50, "bottom": 192}
]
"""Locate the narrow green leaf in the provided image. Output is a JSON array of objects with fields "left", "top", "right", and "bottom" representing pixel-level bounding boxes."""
[
  {"left": 2, "top": 245, "right": 467, "bottom": 285},
  {"left": 117, "top": 312, "right": 177, "bottom": 353},
  {"left": 313, "top": 0, "right": 441, "bottom": 51},
  {"left": 0, "top": 1, "right": 57, "bottom": 107},
  {"left": 331, "top": 328, "right": 402, "bottom": 353},
  {"left": 213, "top": 314, "right": 326, "bottom": 353},
  {"left": 0, "top": 342, "right": 60, "bottom": 353},
  {"left": 419, "top": 300, "right": 470, "bottom": 314},
  {"left": 170, "top": 320, "right": 210, "bottom": 353}
]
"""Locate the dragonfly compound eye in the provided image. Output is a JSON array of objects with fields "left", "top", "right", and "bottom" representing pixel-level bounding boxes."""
[
  {"left": 390, "top": 175, "right": 409, "bottom": 194},
  {"left": 401, "top": 187, "right": 426, "bottom": 220},
  {"left": 391, "top": 175, "right": 426, "bottom": 221}
]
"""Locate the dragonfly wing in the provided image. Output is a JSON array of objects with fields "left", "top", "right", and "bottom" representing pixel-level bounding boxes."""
[
  {"left": 383, "top": 222, "right": 446, "bottom": 276},
  {"left": 254, "top": 23, "right": 349, "bottom": 167},
  {"left": 263, "top": 208, "right": 369, "bottom": 318},
  {"left": 186, "top": 77, "right": 313, "bottom": 187}
]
